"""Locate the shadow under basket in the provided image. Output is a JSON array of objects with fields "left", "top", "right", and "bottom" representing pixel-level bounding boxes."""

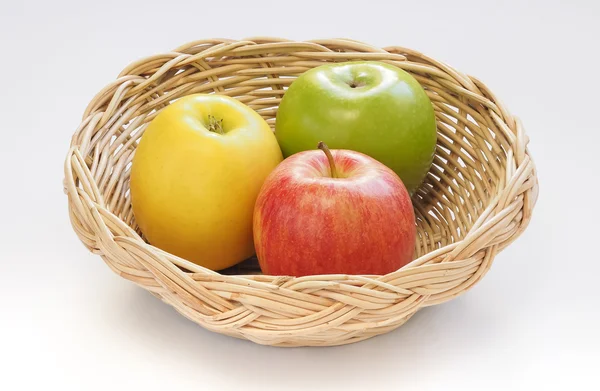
[{"left": 64, "top": 38, "right": 539, "bottom": 347}]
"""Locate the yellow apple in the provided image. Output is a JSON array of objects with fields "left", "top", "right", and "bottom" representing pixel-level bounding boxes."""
[{"left": 130, "top": 94, "right": 283, "bottom": 270}]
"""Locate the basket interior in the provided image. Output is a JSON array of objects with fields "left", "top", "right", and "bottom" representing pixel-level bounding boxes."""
[{"left": 76, "top": 41, "right": 511, "bottom": 275}]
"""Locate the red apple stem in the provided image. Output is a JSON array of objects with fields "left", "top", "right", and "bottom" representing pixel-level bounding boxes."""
[{"left": 317, "top": 141, "right": 339, "bottom": 178}]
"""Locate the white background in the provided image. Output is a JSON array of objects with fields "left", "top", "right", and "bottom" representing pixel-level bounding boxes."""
[{"left": 1, "top": 0, "right": 599, "bottom": 389}]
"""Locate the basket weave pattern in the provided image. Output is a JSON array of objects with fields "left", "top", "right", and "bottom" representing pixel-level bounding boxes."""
[{"left": 64, "top": 38, "right": 538, "bottom": 347}]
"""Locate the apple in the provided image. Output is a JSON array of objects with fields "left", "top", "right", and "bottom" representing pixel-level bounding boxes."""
[
  {"left": 275, "top": 61, "right": 437, "bottom": 194},
  {"left": 253, "top": 142, "right": 416, "bottom": 276},
  {"left": 130, "top": 94, "right": 282, "bottom": 270}
]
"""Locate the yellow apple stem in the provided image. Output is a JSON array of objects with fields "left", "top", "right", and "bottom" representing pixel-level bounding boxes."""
[
  {"left": 207, "top": 115, "right": 225, "bottom": 134},
  {"left": 317, "top": 141, "right": 339, "bottom": 178}
]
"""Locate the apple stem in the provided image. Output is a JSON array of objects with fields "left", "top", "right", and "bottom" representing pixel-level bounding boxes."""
[
  {"left": 317, "top": 141, "right": 339, "bottom": 178},
  {"left": 207, "top": 115, "right": 225, "bottom": 134}
]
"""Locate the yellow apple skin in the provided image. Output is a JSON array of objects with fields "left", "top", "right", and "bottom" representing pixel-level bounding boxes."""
[{"left": 130, "top": 94, "right": 283, "bottom": 270}]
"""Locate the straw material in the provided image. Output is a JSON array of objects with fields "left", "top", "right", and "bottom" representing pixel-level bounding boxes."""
[{"left": 64, "top": 38, "right": 538, "bottom": 347}]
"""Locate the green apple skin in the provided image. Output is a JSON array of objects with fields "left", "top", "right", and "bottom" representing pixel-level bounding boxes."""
[{"left": 275, "top": 61, "right": 437, "bottom": 194}]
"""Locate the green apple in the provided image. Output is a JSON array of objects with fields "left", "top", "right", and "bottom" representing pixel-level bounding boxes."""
[{"left": 275, "top": 61, "right": 437, "bottom": 194}]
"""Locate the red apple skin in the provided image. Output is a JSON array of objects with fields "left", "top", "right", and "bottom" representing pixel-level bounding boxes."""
[{"left": 253, "top": 149, "right": 416, "bottom": 276}]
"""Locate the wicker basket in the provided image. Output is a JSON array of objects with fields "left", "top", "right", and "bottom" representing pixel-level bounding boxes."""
[{"left": 64, "top": 38, "right": 538, "bottom": 347}]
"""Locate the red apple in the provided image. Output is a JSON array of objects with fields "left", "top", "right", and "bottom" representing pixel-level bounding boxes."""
[{"left": 253, "top": 142, "right": 416, "bottom": 276}]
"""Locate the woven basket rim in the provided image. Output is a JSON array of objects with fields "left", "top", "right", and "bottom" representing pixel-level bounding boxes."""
[{"left": 64, "top": 37, "right": 539, "bottom": 347}]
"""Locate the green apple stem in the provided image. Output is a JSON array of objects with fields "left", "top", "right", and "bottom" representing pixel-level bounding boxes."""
[
  {"left": 317, "top": 141, "right": 339, "bottom": 178},
  {"left": 207, "top": 115, "right": 225, "bottom": 134}
]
